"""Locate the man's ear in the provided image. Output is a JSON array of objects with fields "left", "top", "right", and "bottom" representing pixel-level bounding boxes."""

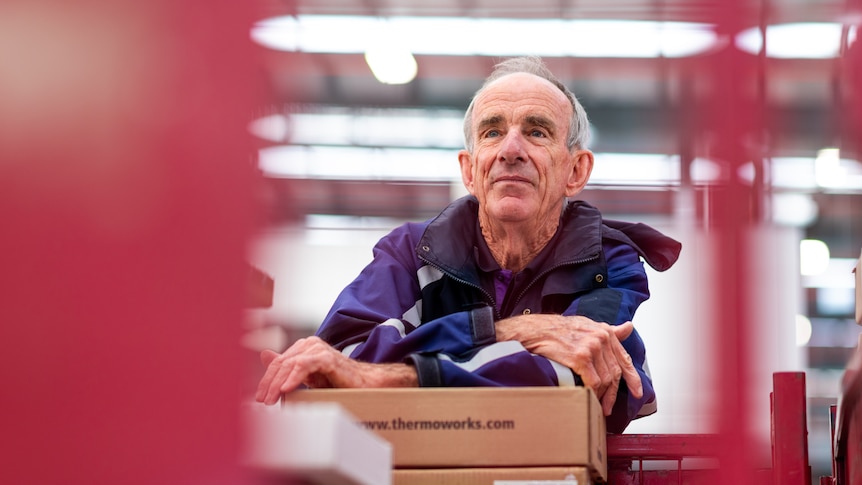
[
  {"left": 565, "top": 149, "right": 594, "bottom": 197},
  {"left": 458, "top": 150, "right": 476, "bottom": 195}
]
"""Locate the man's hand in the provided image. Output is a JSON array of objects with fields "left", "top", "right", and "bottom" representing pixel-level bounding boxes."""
[
  {"left": 254, "top": 336, "right": 418, "bottom": 405},
  {"left": 496, "top": 315, "right": 642, "bottom": 416}
]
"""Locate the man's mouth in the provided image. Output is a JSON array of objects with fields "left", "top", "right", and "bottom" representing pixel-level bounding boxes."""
[{"left": 493, "top": 175, "right": 531, "bottom": 184}]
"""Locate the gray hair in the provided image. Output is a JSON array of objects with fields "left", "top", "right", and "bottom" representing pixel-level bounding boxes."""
[{"left": 462, "top": 56, "right": 591, "bottom": 153}]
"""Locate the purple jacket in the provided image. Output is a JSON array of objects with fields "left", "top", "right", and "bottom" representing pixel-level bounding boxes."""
[{"left": 316, "top": 196, "right": 681, "bottom": 433}]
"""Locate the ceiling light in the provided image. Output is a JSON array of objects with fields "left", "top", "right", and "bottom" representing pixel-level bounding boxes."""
[
  {"left": 359, "top": 17, "right": 418, "bottom": 84},
  {"left": 690, "top": 157, "right": 723, "bottom": 183},
  {"left": 258, "top": 145, "right": 684, "bottom": 186},
  {"left": 364, "top": 44, "right": 417, "bottom": 85},
  {"left": 258, "top": 145, "right": 461, "bottom": 181},
  {"left": 795, "top": 314, "right": 812, "bottom": 347},
  {"left": 811, "top": 147, "right": 862, "bottom": 190},
  {"left": 736, "top": 22, "right": 844, "bottom": 59},
  {"left": 800, "top": 239, "right": 831, "bottom": 276},
  {"left": 815, "top": 147, "right": 843, "bottom": 187},
  {"left": 769, "top": 157, "right": 818, "bottom": 190},
  {"left": 250, "top": 109, "right": 465, "bottom": 148},
  {"left": 733, "top": 155, "right": 862, "bottom": 191},
  {"left": 250, "top": 15, "right": 718, "bottom": 59},
  {"left": 588, "top": 153, "right": 679, "bottom": 185},
  {"left": 250, "top": 16, "right": 300, "bottom": 51},
  {"left": 248, "top": 114, "right": 290, "bottom": 143},
  {"left": 249, "top": 111, "right": 862, "bottom": 191},
  {"left": 772, "top": 193, "right": 818, "bottom": 227}
]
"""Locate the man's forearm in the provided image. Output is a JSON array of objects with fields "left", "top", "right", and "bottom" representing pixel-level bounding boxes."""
[
  {"left": 355, "top": 361, "right": 419, "bottom": 388},
  {"left": 495, "top": 314, "right": 566, "bottom": 345}
]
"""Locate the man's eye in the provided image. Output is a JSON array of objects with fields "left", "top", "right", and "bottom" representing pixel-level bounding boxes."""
[
  {"left": 485, "top": 130, "right": 500, "bottom": 138},
  {"left": 530, "top": 129, "right": 546, "bottom": 137}
]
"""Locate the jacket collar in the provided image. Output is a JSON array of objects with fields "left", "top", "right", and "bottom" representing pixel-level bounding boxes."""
[{"left": 417, "top": 196, "right": 605, "bottom": 278}]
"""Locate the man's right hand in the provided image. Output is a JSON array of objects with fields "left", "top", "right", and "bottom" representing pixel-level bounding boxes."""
[
  {"left": 255, "top": 336, "right": 418, "bottom": 405},
  {"left": 495, "top": 315, "right": 642, "bottom": 417}
]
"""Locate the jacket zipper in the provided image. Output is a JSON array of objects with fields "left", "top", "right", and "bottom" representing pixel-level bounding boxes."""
[{"left": 418, "top": 254, "right": 502, "bottom": 320}]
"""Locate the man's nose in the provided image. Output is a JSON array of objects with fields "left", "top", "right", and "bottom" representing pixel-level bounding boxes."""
[{"left": 498, "top": 131, "right": 526, "bottom": 163}]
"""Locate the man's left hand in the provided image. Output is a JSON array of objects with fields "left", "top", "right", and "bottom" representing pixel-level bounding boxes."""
[{"left": 496, "top": 315, "right": 642, "bottom": 417}]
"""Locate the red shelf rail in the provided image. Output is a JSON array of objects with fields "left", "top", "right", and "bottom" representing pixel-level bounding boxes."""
[
  {"left": 606, "top": 372, "right": 810, "bottom": 485},
  {"left": 822, "top": 336, "right": 862, "bottom": 485}
]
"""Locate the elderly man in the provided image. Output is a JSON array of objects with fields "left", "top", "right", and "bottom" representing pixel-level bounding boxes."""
[{"left": 256, "top": 56, "right": 680, "bottom": 433}]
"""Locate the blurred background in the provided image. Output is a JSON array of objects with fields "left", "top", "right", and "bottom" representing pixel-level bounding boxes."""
[
  {"left": 241, "top": 0, "right": 862, "bottom": 480},
  {"left": 13, "top": 0, "right": 860, "bottom": 483}
]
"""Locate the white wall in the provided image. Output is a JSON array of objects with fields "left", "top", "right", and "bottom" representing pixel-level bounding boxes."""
[{"left": 250, "top": 224, "right": 384, "bottom": 329}]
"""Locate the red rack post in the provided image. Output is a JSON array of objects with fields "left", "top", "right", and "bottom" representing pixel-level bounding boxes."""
[{"left": 771, "top": 372, "right": 811, "bottom": 485}]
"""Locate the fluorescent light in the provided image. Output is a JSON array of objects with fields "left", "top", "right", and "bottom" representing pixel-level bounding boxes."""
[
  {"left": 248, "top": 109, "right": 465, "bottom": 147},
  {"left": 248, "top": 114, "right": 290, "bottom": 143},
  {"left": 795, "top": 314, "right": 812, "bottom": 346},
  {"left": 566, "top": 20, "right": 717, "bottom": 58},
  {"left": 769, "top": 157, "right": 818, "bottom": 190},
  {"left": 772, "top": 193, "right": 818, "bottom": 227},
  {"left": 258, "top": 145, "right": 462, "bottom": 181},
  {"left": 304, "top": 214, "right": 405, "bottom": 230},
  {"left": 736, "top": 22, "right": 844, "bottom": 59},
  {"left": 690, "top": 157, "right": 723, "bottom": 183},
  {"left": 734, "top": 155, "right": 862, "bottom": 191},
  {"left": 276, "top": 109, "right": 465, "bottom": 148},
  {"left": 250, "top": 15, "right": 717, "bottom": 59},
  {"left": 250, "top": 112, "right": 862, "bottom": 190},
  {"left": 250, "top": 16, "right": 299, "bottom": 51},
  {"left": 588, "top": 153, "right": 679, "bottom": 185},
  {"left": 815, "top": 148, "right": 842, "bottom": 187},
  {"left": 258, "top": 145, "right": 684, "bottom": 186},
  {"left": 800, "top": 239, "right": 831, "bottom": 276}
]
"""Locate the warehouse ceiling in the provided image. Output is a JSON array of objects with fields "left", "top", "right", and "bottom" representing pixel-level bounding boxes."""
[
  {"left": 254, "top": 0, "right": 848, "bottom": 113},
  {"left": 249, "top": 0, "right": 862, "bottom": 259}
]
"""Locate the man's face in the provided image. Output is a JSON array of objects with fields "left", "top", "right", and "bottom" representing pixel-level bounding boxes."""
[{"left": 459, "top": 73, "right": 590, "bottom": 226}]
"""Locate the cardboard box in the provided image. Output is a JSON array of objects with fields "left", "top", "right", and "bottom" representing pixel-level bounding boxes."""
[
  {"left": 242, "top": 402, "right": 392, "bottom": 485},
  {"left": 393, "top": 466, "right": 592, "bottom": 485},
  {"left": 284, "top": 387, "right": 607, "bottom": 482},
  {"left": 854, "top": 248, "right": 861, "bottom": 325}
]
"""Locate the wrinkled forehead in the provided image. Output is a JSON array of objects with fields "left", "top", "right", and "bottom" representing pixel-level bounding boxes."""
[{"left": 472, "top": 72, "right": 572, "bottom": 126}]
